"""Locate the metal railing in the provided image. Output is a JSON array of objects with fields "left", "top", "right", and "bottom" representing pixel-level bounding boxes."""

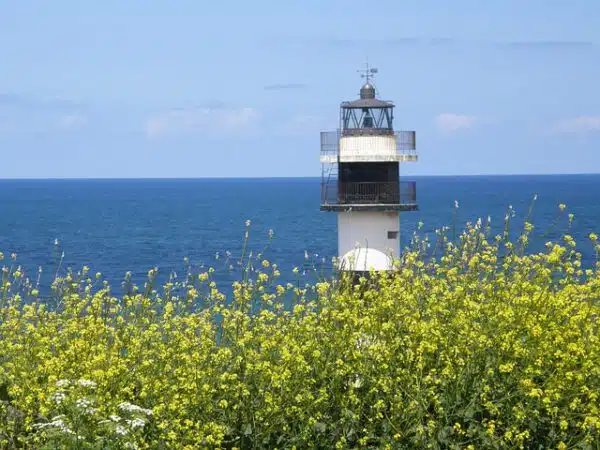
[
  {"left": 320, "top": 130, "right": 340, "bottom": 158},
  {"left": 321, "top": 181, "right": 417, "bottom": 205},
  {"left": 341, "top": 128, "right": 395, "bottom": 137},
  {"left": 396, "top": 130, "right": 416, "bottom": 151},
  {"left": 320, "top": 130, "right": 417, "bottom": 159}
]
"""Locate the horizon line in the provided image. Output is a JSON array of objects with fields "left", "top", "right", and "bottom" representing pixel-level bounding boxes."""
[{"left": 1, "top": 172, "right": 600, "bottom": 181}]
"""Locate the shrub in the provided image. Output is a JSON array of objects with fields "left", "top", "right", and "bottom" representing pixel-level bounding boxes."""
[{"left": 0, "top": 212, "right": 599, "bottom": 448}]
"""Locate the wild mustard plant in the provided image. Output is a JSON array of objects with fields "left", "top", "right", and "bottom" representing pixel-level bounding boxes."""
[{"left": 0, "top": 210, "right": 599, "bottom": 448}]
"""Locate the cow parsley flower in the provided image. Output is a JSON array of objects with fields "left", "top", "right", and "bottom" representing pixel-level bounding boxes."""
[
  {"left": 51, "top": 391, "right": 66, "bottom": 404},
  {"left": 41, "top": 417, "right": 74, "bottom": 435},
  {"left": 75, "top": 397, "right": 96, "bottom": 414},
  {"left": 118, "top": 402, "right": 153, "bottom": 416},
  {"left": 55, "top": 379, "right": 71, "bottom": 388},
  {"left": 77, "top": 379, "right": 97, "bottom": 389},
  {"left": 127, "top": 418, "right": 146, "bottom": 429}
]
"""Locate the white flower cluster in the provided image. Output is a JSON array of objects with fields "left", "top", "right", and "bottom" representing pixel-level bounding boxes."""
[
  {"left": 126, "top": 418, "right": 146, "bottom": 429},
  {"left": 118, "top": 402, "right": 153, "bottom": 416},
  {"left": 34, "top": 415, "right": 74, "bottom": 435},
  {"left": 106, "top": 414, "right": 146, "bottom": 432},
  {"left": 75, "top": 397, "right": 97, "bottom": 415},
  {"left": 50, "top": 391, "right": 66, "bottom": 404},
  {"left": 75, "top": 398, "right": 92, "bottom": 408},
  {"left": 77, "top": 378, "right": 97, "bottom": 389},
  {"left": 55, "top": 379, "right": 71, "bottom": 388}
]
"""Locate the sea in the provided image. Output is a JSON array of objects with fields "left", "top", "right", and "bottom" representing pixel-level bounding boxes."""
[{"left": 1, "top": 175, "right": 599, "bottom": 296}]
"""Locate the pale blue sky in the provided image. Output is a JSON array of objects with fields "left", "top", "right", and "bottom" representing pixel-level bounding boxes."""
[{"left": 1, "top": 0, "right": 599, "bottom": 178}]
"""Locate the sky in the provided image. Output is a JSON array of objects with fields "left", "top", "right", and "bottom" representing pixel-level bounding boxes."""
[{"left": 0, "top": 0, "right": 599, "bottom": 178}]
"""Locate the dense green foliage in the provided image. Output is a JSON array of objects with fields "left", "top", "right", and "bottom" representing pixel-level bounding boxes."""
[{"left": 1, "top": 208, "right": 599, "bottom": 449}]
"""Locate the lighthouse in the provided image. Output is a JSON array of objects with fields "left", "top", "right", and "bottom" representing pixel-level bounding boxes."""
[{"left": 320, "top": 64, "right": 418, "bottom": 273}]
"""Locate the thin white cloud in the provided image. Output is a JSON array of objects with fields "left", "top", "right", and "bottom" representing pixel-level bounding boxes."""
[
  {"left": 551, "top": 116, "right": 600, "bottom": 133},
  {"left": 145, "top": 107, "right": 259, "bottom": 138},
  {"left": 435, "top": 113, "right": 478, "bottom": 133},
  {"left": 0, "top": 93, "right": 88, "bottom": 134}
]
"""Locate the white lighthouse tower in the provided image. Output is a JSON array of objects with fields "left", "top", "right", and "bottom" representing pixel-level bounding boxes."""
[{"left": 320, "top": 64, "right": 418, "bottom": 273}]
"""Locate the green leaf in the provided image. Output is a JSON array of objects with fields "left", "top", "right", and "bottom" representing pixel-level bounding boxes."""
[{"left": 314, "top": 422, "right": 327, "bottom": 433}]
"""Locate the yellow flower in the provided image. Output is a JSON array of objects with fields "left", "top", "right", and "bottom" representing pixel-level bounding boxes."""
[{"left": 1, "top": 217, "right": 599, "bottom": 448}]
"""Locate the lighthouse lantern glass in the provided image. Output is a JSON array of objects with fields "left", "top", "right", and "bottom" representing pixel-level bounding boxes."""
[{"left": 341, "top": 105, "right": 394, "bottom": 135}]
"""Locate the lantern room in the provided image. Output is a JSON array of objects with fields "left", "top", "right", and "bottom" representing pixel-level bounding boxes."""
[{"left": 340, "top": 83, "right": 395, "bottom": 136}]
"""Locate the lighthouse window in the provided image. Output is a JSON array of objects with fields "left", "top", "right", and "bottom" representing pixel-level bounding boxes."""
[
  {"left": 387, "top": 231, "right": 398, "bottom": 239},
  {"left": 362, "top": 108, "right": 374, "bottom": 128},
  {"left": 341, "top": 107, "right": 393, "bottom": 132}
]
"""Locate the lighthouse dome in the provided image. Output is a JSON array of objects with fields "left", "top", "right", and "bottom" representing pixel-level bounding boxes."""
[
  {"left": 360, "top": 83, "right": 376, "bottom": 99},
  {"left": 339, "top": 247, "right": 393, "bottom": 272}
]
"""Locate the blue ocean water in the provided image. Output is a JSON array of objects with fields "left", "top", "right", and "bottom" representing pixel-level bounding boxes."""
[{"left": 1, "top": 175, "right": 599, "bottom": 295}]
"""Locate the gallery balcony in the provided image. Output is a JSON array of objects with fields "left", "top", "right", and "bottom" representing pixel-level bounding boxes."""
[{"left": 320, "top": 181, "right": 418, "bottom": 212}]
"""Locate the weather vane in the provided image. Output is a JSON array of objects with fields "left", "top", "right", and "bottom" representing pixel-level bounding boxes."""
[{"left": 358, "top": 60, "right": 378, "bottom": 84}]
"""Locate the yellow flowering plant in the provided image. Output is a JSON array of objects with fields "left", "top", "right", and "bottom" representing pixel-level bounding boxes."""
[{"left": 0, "top": 207, "right": 598, "bottom": 449}]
